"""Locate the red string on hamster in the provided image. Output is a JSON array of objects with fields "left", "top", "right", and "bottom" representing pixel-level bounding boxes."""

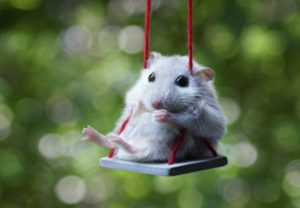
[
  {"left": 187, "top": 0, "right": 193, "bottom": 73},
  {"left": 143, "top": 0, "right": 194, "bottom": 73},
  {"left": 108, "top": 0, "right": 218, "bottom": 163},
  {"left": 108, "top": 116, "right": 130, "bottom": 158},
  {"left": 168, "top": 0, "right": 195, "bottom": 164},
  {"left": 143, "top": 0, "right": 151, "bottom": 69}
]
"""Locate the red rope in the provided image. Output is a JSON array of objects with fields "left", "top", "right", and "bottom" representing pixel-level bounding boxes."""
[
  {"left": 108, "top": 116, "right": 131, "bottom": 158},
  {"left": 108, "top": 148, "right": 115, "bottom": 158},
  {"left": 168, "top": 0, "right": 194, "bottom": 164},
  {"left": 143, "top": 0, "right": 151, "bottom": 69},
  {"left": 168, "top": 128, "right": 186, "bottom": 165},
  {"left": 187, "top": 0, "right": 193, "bottom": 73},
  {"left": 202, "top": 139, "right": 218, "bottom": 157}
]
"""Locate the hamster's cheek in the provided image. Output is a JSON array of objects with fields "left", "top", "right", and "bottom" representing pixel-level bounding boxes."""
[{"left": 143, "top": 96, "right": 153, "bottom": 111}]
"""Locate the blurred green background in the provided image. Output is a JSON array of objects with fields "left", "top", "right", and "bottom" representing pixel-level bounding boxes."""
[{"left": 1, "top": 0, "right": 300, "bottom": 207}]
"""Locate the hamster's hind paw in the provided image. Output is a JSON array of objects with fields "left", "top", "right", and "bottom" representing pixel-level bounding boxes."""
[
  {"left": 82, "top": 126, "right": 99, "bottom": 139},
  {"left": 81, "top": 126, "right": 113, "bottom": 148},
  {"left": 107, "top": 133, "right": 135, "bottom": 154}
]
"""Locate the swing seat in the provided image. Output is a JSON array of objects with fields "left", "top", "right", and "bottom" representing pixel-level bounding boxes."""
[{"left": 100, "top": 155, "right": 227, "bottom": 176}]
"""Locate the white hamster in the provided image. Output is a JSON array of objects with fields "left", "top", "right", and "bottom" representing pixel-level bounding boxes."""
[{"left": 82, "top": 52, "right": 226, "bottom": 162}]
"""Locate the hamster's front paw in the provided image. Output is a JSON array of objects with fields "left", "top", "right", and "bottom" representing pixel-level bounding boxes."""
[
  {"left": 129, "top": 101, "right": 145, "bottom": 116},
  {"left": 154, "top": 109, "right": 172, "bottom": 123}
]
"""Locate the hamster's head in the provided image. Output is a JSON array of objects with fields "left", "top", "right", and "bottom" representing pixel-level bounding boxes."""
[{"left": 137, "top": 52, "right": 215, "bottom": 113}]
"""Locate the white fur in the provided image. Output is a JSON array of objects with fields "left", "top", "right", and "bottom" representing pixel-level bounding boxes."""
[{"left": 83, "top": 53, "right": 227, "bottom": 162}]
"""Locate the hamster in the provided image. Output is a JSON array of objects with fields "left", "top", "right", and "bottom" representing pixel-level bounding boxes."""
[{"left": 82, "top": 52, "right": 226, "bottom": 162}]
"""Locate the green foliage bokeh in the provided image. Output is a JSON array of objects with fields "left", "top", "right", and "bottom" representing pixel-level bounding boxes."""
[{"left": 1, "top": 0, "right": 300, "bottom": 207}]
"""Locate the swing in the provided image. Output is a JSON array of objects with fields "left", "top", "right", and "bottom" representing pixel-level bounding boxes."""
[{"left": 99, "top": 0, "right": 228, "bottom": 176}]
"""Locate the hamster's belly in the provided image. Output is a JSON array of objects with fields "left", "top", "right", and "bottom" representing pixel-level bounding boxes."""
[{"left": 115, "top": 111, "right": 179, "bottom": 161}]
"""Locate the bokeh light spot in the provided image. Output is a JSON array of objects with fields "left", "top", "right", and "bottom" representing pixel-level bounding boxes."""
[
  {"left": 98, "top": 26, "right": 120, "bottom": 54},
  {"left": 222, "top": 178, "right": 250, "bottom": 205},
  {"left": 60, "top": 25, "right": 92, "bottom": 55},
  {"left": 241, "top": 26, "right": 285, "bottom": 59},
  {"left": 55, "top": 176, "right": 87, "bottom": 204},
  {"left": 121, "top": 0, "right": 145, "bottom": 15},
  {"left": 45, "top": 96, "right": 75, "bottom": 123},
  {"left": 84, "top": 176, "right": 115, "bottom": 204},
  {"left": 232, "top": 142, "right": 258, "bottom": 167},
  {"left": 285, "top": 160, "right": 300, "bottom": 188},
  {"left": 283, "top": 160, "right": 300, "bottom": 198},
  {"left": 206, "top": 25, "right": 236, "bottom": 58},
  {"left": 38, "top": 134, "right": 65, "bottom": 159},
  {"left": 0, "top": 114, "right": 11, "bottom": 131},
  {"left": 0, "top": 104, "right": 13, "bottom": 141},
  {"left": 220, "top": 98, "right": 241, "bottom": 125},
  {"left": 118, "top": 25, "right": 144, "bottom": 54}
]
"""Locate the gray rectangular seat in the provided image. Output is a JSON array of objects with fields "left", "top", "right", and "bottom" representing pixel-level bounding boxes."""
[{"left": 100, "top": 156, "right": 228, "bottom": 176}]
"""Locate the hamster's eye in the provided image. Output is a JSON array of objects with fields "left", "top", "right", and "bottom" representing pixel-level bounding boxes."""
[
  {"left": 175, "top": 75, "right": 189, "bottom": 87},
  {"left": 148, "top": 72, "right": 155, "bottom": 82}
]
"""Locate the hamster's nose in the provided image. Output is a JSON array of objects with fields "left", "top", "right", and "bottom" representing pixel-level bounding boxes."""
[{"left": 152, "top": 101, "right": 162, "bottom": 109}]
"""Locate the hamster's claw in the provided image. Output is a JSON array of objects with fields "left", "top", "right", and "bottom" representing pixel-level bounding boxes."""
[{"left": 154, "top": 109, "right": 172, "bottom": 123}]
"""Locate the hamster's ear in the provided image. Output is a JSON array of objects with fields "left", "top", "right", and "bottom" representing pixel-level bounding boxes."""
[
  {"left": 194, "top": 68, "right": 215, "bottom": 81},
  {"left": 148, "top": 52, "right": 162, "bottom": 65}
]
